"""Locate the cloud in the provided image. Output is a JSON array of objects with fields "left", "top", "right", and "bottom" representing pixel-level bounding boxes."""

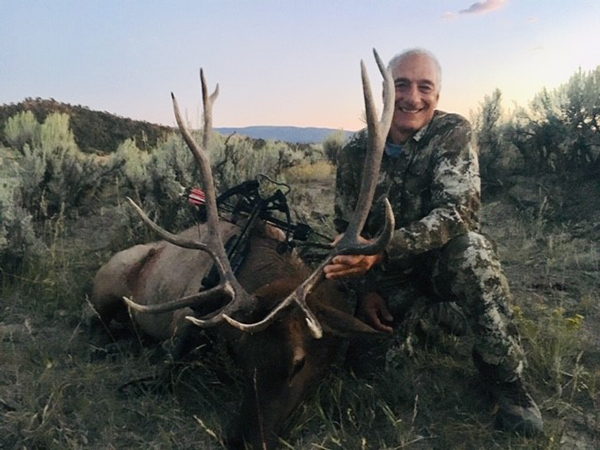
[
  {"left": 527, "top": 16, "right": 539, "bottom": 23},
  {"left": 459, "top": 0, "right": 507, "bottom": 15},
  {"left": 441, "top": 11, "right": 458, "bottom": 20}
]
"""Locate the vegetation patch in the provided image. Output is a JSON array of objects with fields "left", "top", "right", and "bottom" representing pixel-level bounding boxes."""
[{"left": 1, "top": 66, "right": 599, "bottom": 448}]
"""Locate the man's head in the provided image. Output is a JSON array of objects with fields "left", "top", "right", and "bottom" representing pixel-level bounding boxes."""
[{"left": 387, "top": 49, "right": 441, "bottom": 144}]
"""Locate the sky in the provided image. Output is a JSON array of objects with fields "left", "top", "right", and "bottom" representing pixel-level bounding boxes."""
[{"left": 1, "top": 0, "right": 599, "bottom": 131}]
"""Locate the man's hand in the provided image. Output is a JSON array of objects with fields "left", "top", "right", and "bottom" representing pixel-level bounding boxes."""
[
  {"left": 324, "top": 253, "right": 383, "bottom": 279},
  {"left": 358, "top": 292, "right": 394, "bottom": 333},
  {"left": 323, "top": 234, "right": 384, "bottom": 280}
]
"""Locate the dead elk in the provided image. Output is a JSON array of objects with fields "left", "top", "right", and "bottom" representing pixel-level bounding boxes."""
[{"left": 90, "top": 49, "right": 395, "bottom": 449}]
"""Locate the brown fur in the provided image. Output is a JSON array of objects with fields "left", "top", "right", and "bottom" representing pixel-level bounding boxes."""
[{"left": 91, "top": 220, "right": 379, "bottom": 449}]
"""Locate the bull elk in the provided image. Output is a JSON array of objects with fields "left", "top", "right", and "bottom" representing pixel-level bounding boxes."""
[{"left": 90, "top": 49, "right": 395, "bottom": 449}]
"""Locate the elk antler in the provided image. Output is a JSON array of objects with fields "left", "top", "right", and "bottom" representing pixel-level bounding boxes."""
[
  {"left": 124, "top": 70, "right": 257, "bottom": 320},
  {"left": 201, "top": 48, "right": 396, "bottom": 339}
]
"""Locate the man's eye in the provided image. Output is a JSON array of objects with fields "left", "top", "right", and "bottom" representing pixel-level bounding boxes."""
[{"left": 420, "top": 85, "right": 433, "bottom": 93}]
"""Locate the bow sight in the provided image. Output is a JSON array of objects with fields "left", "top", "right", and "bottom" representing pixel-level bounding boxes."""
[{"left": 184, "top": 175, "right": 329, "bottom": 288}]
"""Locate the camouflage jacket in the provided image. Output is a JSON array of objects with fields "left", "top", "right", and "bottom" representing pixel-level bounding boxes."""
[{"left": 334, "top": 110, "right": 481, "bottom": 273}]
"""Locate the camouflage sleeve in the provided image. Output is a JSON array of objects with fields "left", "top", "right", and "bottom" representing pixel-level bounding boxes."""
[{"left": 385, "top": 120, "right": 481, "bottom": 262}]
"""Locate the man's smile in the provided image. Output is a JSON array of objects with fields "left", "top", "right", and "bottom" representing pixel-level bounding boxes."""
[{"left": 397, "top": 105, "right": 424, "bottom": 114}]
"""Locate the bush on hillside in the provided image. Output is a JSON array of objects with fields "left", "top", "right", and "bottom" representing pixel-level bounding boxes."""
[
  {"left": 211, "top": 135, "right": 307, "bottom": 190},
  {"left": 472, "top": 89, "right": 523, "bottom": 188},
  {"left": 7, "top": 111, "right": 120, "bottom": 217},
  {"left": 0, "top": 98, "right": 171, "bottom": 153},
  {"left": 110, "top": 133, "right": 199, "bottom": 236},
  {"left": 4, "top": 110, "right": 41, "bottom": 151}
]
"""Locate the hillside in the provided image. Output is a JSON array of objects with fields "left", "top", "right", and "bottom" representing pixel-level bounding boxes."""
[
  {"left": 0, "top": 99, "right": 173, "bottom": 154},
  {"left": 0, "top": 99, "right": 354, "bottom": 154}
]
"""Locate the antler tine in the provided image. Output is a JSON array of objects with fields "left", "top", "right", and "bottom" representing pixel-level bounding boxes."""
[
  {"left": 125, "top": 197, "right": 209, "bottom": 251},
  {"left": 218, "top": 49, "right": 396, "bottom": 339},
  {"left": 125, "top": 191, "right": 239, "bottom": 314},
  {"left": 203, "top": 258, "right": 328, "bottom": 338},
  {"left": 126, "top": 70, "right": 255, "bottom": 319},
  {"left": 336, "top": 48, "right": 395, "bottom": 255},
  {"left": 171, "top": 71, "right": 257, "bottom": 326},
  {"left": 200, "top": 68, "right": 219, "bottom": 149}
]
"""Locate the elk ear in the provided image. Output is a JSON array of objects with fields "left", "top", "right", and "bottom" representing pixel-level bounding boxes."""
[{"left": 315, "top": 304, "right": 390, "bottom": 338}]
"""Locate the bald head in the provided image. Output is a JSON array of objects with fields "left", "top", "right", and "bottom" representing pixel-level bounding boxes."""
[
  {"left": 386, "top": 48, "right": 442, "bottom": 144},
  {"left": 388, "top": 48, "right": 442, "bottom": 93}
]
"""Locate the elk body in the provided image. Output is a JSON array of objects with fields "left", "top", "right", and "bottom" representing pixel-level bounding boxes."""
[
  {"left": 90, "top": 50, "right": 395, "bottom": 449},
  {"left": 92, "top": 220, "right": 365, "bottom": 447}
]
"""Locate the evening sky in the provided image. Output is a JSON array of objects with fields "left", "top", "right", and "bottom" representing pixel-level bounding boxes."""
[{"left": 2, "top": 0, "right": 598, "bottom": 131}]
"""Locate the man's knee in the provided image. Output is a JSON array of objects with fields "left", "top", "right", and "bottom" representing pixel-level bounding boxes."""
[
  {"left": 440, "top": 232, "right": 501, "bottom": 274},
  {"left": 443, "top": 231, "right": 495, "bottom": 258},
  {"left": 433, "top": 231, "right": 510, "bottom": 303}
]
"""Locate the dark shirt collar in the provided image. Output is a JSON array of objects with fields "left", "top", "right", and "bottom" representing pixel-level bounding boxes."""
[{"left": 385, "top": 141, "right": 404, "bottom": 157}]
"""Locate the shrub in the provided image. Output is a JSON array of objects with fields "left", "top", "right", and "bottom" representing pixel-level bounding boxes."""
[
  {"left": 7, "top": 112, "right": 118, "bottom": 217},
  {"left": 0, "top": 148, "right": 41, "bottom": 278},
  {"left": 211, "top": 135, "right": 303, "bottom": 190},
  {"left": 507, "top": 66, "right": 600, "bottom": 174},
  {"left": 322, "top": 129, "right": 346, "bottom": 164},
  {"left": 4, "top": 110, "right": 41, "bottom": 151},
  {"left": 111, "top": 133, "right": 199, "bottom": 236}
]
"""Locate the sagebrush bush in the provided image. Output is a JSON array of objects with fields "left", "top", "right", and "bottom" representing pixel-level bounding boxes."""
[
  {"left": 111, "top": 134, "right": 198, "bottom": 235},
  {"left": 3, "top": 110, "right": 41, "bottom": 151},
  {"left": 6, "top": 112, "right": 120, "bottom": 218},
  {"left": 0, "top": 147, "right": 40, "bottom": 277},
  {"left": 473, "top": 66, "right": 600, "bottom": 179},
  {"left": 112, "top": 138, "right": 151, "bottom": 188},
  {"left": 211, "top": 135, "right": 295, "bottom": 189},
  {"left": 321, "top": 129, "right": 346, "bottom": 164},
  {"left": 39, "top": 112, "right": 77, "bottom": 154}
]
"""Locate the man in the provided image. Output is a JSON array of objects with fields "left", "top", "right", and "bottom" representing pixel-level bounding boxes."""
[{"left": 323, "top": 48, "right": 543, "bottom": 436}]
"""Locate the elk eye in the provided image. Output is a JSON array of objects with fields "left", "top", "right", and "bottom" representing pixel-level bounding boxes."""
[{"left": 290, "top": 356, "right": 306, "bottom": 379}]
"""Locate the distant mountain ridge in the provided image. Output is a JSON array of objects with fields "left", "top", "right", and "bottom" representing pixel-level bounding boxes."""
[
  {"left": 215, "top": 126, "right": 355, "bottom": 144},
  {"left": 0, "top": 99, "right": 355, "bottom": 153}
]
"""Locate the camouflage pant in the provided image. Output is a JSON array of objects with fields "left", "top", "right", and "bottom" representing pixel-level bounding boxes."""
[{"left": 378, "top": 231, "right": 525, "bottom": 383}]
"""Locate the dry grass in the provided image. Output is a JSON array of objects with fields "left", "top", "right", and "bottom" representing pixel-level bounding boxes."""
[
  {"left": 1, "top": 178, "right": 599, "bottom": 449},
  {"left": 284, "top": 161, "right": 335, "bottom": 183}
]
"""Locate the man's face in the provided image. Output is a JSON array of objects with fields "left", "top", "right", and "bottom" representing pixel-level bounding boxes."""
[{"left": 390, "top": 54, "right": 440, "bottom": 143}]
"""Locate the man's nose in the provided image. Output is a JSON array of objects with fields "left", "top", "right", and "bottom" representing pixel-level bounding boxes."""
[{"left": 403, "top": 84, "right": 420, "bottom": 104}]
